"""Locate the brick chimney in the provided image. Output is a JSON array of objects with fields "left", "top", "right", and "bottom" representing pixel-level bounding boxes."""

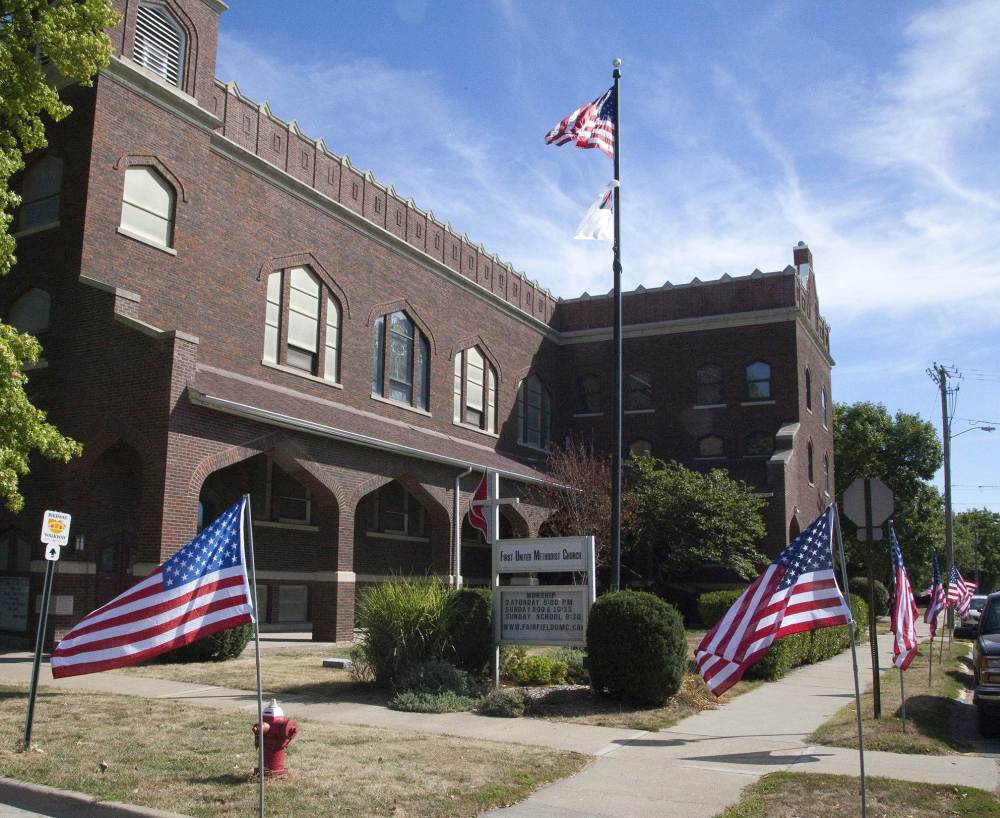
[{"left": 793, "top": 241, "right": 812, "bottom": 281}]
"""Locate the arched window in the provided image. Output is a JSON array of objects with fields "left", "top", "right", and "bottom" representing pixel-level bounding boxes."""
[
  {"left": 698, "top": 435, "right": 725, "bottom": 458},
  {"left": 696, "top": 364, "right": 723, "bottom": 405},
  {"left": 19, "top": 156, "right": 62, "bottom": 231},
  {"left": 8, "top": 288, "right": 50, "bottom": 334},
  {"left": 820, "top": 385, "right": 829, "bottom": 427},
  {"left": 745, "top": 431, "right": 774, "bottom": 457},
  {"left": 517, "top": 374, "right": 551, "bottom": 449},
  {"left": 575, "top": 375, "right": 602, "bottom": 414},
  {"left": 263, "top": 266, "right": 341, "bottom": 381},
  {"left": 807, "top": 440, "right": 815, "bottom": 485},
  {"left": 629, "top": 439, "right": 652, "bottom": 457},
  {"left": 805, "top": 367, "right": 812, "bottom": 411},
  {"left": 745, "top": 361, "right": 771, "bottom": 400},
  {"left": 625, "top": 371, "right": 653, "bottom": 411},
  {"left": 120, "top": 166, "right": 175, "bottom": 248},
  {"left": 372, "top": 311, "right": 430, "bottom": 410},
  {"left": 453, "top": 346, "right": 497, "bottom": 432},
  {"left": 823, "top": 453, "right": 831, "bottom": 495},
  {"left": 133, "top": 2, "right": 186, "bottom": 87}
]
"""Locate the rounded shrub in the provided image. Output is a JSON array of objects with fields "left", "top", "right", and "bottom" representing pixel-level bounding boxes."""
[
  {"left": 500, "top": 647, "right": 569, "bottom": 686},
  {"left": 159, "top": 623, "right": 253, "bottom": 663},
  {"left": 442, "top": 588, "right": 492, "bottom": 676},
  {"left": 586, "top": 590, "right": 687, "bottom": 704},
  {"left": 479, "top": 688, "right": 526, "bottom": 718},
  {"left": 697, "top": 589, "right": 745, "bottom": 628},
  {"left": 395, "top": 658, "right": 471, "bottom": 696},
  {"left": 387, "top": 690, "right": 478, "bottom": 713},
  {"left": 849, "top": 578, "right": 888, "bottom": 618}
]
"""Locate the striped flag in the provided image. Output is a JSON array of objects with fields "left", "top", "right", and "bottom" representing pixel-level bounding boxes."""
[
  {"left": 924, "top": 549, "right": 946, "bottom": 639},
  {"left": 695, "top": 505, "right": 851, "bottom": 696},
  {"left": 947, "top": 566, "right": 974, "bottom": 619},
  {"left": 544, "top": 87, "right": 616, "bottom": 158},
  {"left": 889, "top": 523, "right": 919, "bottom": 670},
  {"left": 51, "top": 498, "right": 255, "bottom": 678}
]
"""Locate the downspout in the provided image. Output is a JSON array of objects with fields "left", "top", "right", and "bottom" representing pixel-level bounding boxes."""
[{"left": 454, "top": 466, "right": 473, "bottom": 589}]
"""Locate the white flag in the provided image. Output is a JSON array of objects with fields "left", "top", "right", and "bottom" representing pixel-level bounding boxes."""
[{"left": 574, "top": 181, "right": 617, "bottom": 241}]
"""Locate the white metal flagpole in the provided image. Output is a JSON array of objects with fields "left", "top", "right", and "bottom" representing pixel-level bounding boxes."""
[
  {"left": 899, "top": 668, "right": 907, "bottom": 733},
  {"left": 243, "top": 494, "right": 265, "bottom": 818},
  {"left": 834, "top": 504, "right": 867, "bottom": 818}
]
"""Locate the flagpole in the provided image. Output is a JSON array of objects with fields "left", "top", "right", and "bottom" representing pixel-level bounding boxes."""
[
  {"left": 244, "top": 494, "right": 265, "bottom": 818},
  {"left": 610, "top": 57, "right": 623, "bottom": 592},
  {"left": 928, "top": 630, "right": 933, "bottom": 686},
  {"left": 834, "top": 504, "right": 867, "bottom": 818},
  {"left": 899, "top": 669, "right": 907, "bottom": 733}
]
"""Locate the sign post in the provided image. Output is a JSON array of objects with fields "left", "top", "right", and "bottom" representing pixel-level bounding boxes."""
[
  {"left": 843, "top": 477, "right": 894, "bottom": 720},
  {"left": 23, "top": 510, "right": 71, "bottom": 751}
]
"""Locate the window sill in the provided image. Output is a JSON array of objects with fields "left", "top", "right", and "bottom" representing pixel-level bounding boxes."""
[
  {"left": 452, "top": 420, "right": 499, "bottom": 439},
  {"left": 573, "top": 412, "right": 604, "bottom": 418},
  {"left": 262, "top": 359, "right": 343, "bottom": 389},
  {"left": 693, "top": 456, "right": 726, "bottom": 462},
  {"left": 517, "top": 440, "right": 550, "bottom": 454},
  {"left": 364, "top": 531, "right": 431, "bottom": 543},
  {"left": 253, "top": 520, "right": 319, "bottom": 532},
  {"left": 23, "top": 358, "right": 48, "bottom": 372},
  {"left": 693, "top": 403, "right": 726, "bottom": 410},
  {"left": 624, "top": 408, "right": 655, "bottom": 415},
  {"left": 370, "top": 392, "right": 432, "bottom": 417},
  {"left": 117, "top": 226, "right": 177, "bottom": 256},
  {"left": 742, "top": 454, "right": 772, "bottom": 459},
  {"left": 12, "top": 221, "right": 60, "bottom": 239},
  {"left": 741, "top": 399, "right": 776, "bottom": 407}
]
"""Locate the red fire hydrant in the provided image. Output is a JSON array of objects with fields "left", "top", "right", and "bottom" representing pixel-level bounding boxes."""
[{"left": 252, "top": 699, "right": 298, "bottom": 777}]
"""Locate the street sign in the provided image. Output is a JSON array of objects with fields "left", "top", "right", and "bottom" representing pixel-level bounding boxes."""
[
  {"left": 44, "top": 544, "right": 61, "bottom": 561},
  {"left": 40, "top": 510, "right": 71, "bottom": 546},
  {"left": 843, "top": 478, "right": 893, "bottom": 527}
]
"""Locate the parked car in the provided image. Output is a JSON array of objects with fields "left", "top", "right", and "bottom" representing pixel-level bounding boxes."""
[
  {"left": 956, "top": 594, "right": 990, "bottom": 638},
  {"left": 972, "top": 592, "right": 1000, "bottom": 735}
]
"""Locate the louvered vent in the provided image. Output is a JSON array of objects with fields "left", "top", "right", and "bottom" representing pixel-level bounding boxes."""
[{"left": 133, "top": 4, "right": 184, "bottom": 87}]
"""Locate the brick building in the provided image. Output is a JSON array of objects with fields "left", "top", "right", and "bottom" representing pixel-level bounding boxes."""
[{"left": 0, "top": 0, "right": 833, "bottom": 643}]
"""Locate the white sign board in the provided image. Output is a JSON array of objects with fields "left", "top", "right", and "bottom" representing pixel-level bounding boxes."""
[
  {"left": 40, "top": 510, "right": 71, "bottom": 546},
  {"left": 499, "top": 587, "right": 589, "bottom": 646},
  {"left": 44, "top": 544, "right": 61, "bottom": 562},
  {"left": 495, "top": 536, "right": 589, "bottom": 573},
  {"left": 842, "top": 478, "right": 894, "bottom": 527}
]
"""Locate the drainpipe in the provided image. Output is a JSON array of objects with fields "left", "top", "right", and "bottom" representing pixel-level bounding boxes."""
[{"left": 454, "top": 466, "right": 473, "bottom": 589}]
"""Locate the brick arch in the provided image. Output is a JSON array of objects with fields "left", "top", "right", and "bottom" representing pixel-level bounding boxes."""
[
  {"left": 350, "top": 471, "right": 450, "bottom": 528},
  {"left": 186, "top": 432, "right": 283, "bottom": 506},
  {"left": 448, "top": 334, "right": 503, "bottom": 384},
  {"left": 255, "top": 252, "right": 352, "bottom": 318},
  {"left": 68, "top": 421, "right": 156, "bottom": 486},
  {"left": 113, "top": 154, "right": 188, "bottom": 203},
  {"left": 366, "top": 299, "right": 437, "bottom": 355}
]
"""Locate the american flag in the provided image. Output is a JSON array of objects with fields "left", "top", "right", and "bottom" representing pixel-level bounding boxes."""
[
  {"left": 947, "top": 566, "right": 975, "bottom": 619},
  {"left": 695, "top": 505, "right": 851, "bottom": 696},
  {"left": 924, "top": 549, "right": 946, "bottom": 639},
  {"left": 544, "top": 87, "right": 616, "bottom": 158},
  {"left": 889, "top": 523, "right": 919, "bottom": 670},
  {"left": 51, "top": 498, "right": 255, "bottom": 678}
]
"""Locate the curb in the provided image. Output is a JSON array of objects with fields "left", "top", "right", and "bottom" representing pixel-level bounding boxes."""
[{"left": 0, "top": 776, "right": 193, "bottom": 818}]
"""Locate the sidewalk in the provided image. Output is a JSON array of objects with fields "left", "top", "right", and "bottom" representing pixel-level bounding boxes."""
[{"left": 0, "top": 625, "right": 995, "bottom": 818}]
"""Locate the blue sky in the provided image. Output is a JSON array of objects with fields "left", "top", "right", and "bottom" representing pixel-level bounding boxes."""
[{"left": 216, "top": 0, "right": 1000, "bottom": 513}]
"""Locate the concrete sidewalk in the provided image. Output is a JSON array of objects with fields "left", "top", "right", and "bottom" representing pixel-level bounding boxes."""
[{"left": 0, "top": 625, "right": 995, "bottom": 818}]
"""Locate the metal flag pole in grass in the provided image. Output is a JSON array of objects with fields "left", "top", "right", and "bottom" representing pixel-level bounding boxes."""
[
  {"left": 900, "top": 670, "right": 907, "bottom": 733},
  {"left": 834, "top": 505, "right": 867, "bottom": 818},
  {"left": 244, "top": 494, "right": 266, "bottom": 818}
]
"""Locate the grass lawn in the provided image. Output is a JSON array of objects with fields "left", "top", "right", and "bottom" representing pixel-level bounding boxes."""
[
  {"left": 0, "top": 683, "right": 587, "bottom": 818},
  {"left": 809, "top": 638, "right": 970, "bottom": 754},
  {"left": 716, "top": 772, "right": 1000, "bottom": 818}
]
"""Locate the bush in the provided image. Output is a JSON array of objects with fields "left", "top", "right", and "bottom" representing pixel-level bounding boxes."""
[
  {"left": 546, "top": 647, "right": 588, "bottom": 685},
  {"left": 849, "top": 593, "right": 869, "bottom": 643},
  {"left": 587, "top": 591, "right": 687, "bottom": 704},
  {"left": 159, "top": 623, "right": 253, "bottom": 663},
  {"left": 850, "top": 578, "right": 889, "bottom": 618},
  {"left": 479, "top": 688, "right": 526, "bottom": 718},
  {"left": 349, "top": 645, "right": 374, "bottom": 683},
  {"left": 387, "top": 690, "right": 478, "bottom": 713},
  {"left": 355, "top": 578, "right": 448, "bottom": 687},
  {"left": 697, "top": 589, "right": 745, "bottom": 628},
  {"left": 501, "top": 646, "right": 569, "bottom": 686},
  {"left": 442, "top": 588, "right": 492, "bottom": 676},
  {"left": 395, "top": 658, "right": 471, "bottom": 696}
]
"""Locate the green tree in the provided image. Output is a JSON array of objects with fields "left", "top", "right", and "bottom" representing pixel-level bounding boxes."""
[
  {"left": 0, "top": 1, "right": 117, "bottom": 510},
  {"left": 954, "top": 508, "right": 1000, "bottom": 592},
  {"left": 628, "top": 455, "right": 767, "bottom": 584},
  {"left": 833, "top": 401, "right": 943, "bottom": 584}
]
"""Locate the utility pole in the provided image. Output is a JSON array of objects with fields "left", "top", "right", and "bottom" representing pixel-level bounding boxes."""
[{"left": 929, "top": 363, "right": 958, "bottom": 634}]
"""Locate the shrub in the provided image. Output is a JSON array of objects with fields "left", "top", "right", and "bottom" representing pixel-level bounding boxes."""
[
  {"left": 587, "top": 591, "right": 687, "bottom": 704},
  {"left": 850, "top": 578, "right": 889, "bottom": 618},
  {"left": 546, "top": 647, "right": 588, "bottom": 685},
  {"left": 442, "top": 588, "right": 492, "bottom": 676},
  {"left": 850, "top": 593, "right": 869, "bottom": 644},
  {"left": 387, "top": 690, "right": 478, "bottom": 713},
  {"left": 395, "top": 658, "right": 470, "bottom": 696},
  {"left": 746, "top": 631, "right": 811, "bottom": 681},
  {"left": 349, "top": 645, "right": 374, "bottom": 683},
  {"left": 355, "top": 578, "right": 448, "bottom": 687},
  {"left": 501, "top": 646, "right": 569, "bottom": 686},
  {"left": 479, "top": 688, "right": 526, "bottom": 718},
  {"left": 159, "top": 623, "right": 253, "bottom": 663},
  {"left": 697, "top": 589, "right": 745, "bottom": 628}
]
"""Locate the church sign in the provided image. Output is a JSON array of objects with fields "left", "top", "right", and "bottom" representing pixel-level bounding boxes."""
[
  {"left": 498, "top": 586, "right": 590, "bottom": 646},
  {"left": 495, "top": 536, "right": 589, "bottom": 573}
]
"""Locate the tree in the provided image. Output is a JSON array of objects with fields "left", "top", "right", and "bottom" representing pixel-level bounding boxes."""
[
  {"left": 954, "top": 508, "right": 1000, "bottom": 592},
  {"left": 0, "top": 1, "right": 117, "bottom": 510},
  {"left": 628, "top": 455, "right": 767, "bottom": 584},
  {"left": 833, "top": 401, "right": 943, "bottom": 584}
]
